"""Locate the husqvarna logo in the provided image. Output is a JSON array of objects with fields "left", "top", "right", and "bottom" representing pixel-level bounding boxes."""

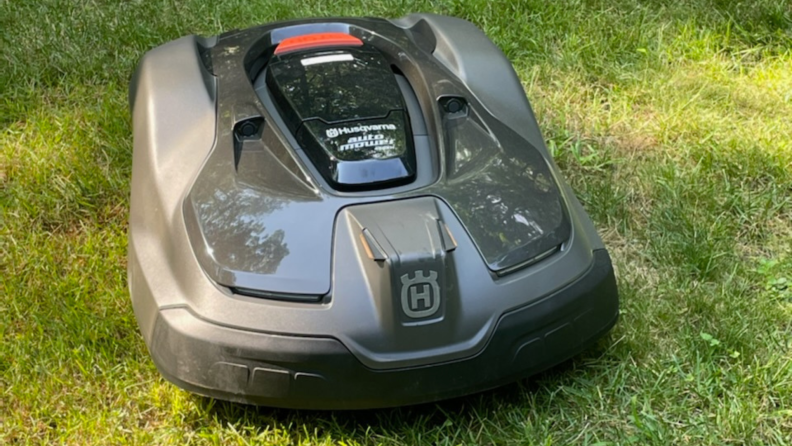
[
  {"left": 400, "top": 270, "right": 440, "bottom": 319},
  {"left": 325, "top": 123, "right": 397, "bottom": 139}
]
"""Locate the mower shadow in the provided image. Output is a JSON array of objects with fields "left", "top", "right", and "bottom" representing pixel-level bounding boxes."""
[{"left": 192, "top": 382, "right": 525, "bottom": 440}]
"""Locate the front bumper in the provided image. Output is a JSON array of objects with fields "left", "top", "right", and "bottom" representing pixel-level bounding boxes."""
[{"left": 135, "top": 249, "right": 618, "bottom": 410}]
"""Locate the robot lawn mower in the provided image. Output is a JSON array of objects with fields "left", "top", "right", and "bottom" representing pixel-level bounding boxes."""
[{"left": 127, "top": 14, "right": 619, "bottom": 409}]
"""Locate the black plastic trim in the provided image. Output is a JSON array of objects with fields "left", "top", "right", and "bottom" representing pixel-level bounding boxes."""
[
  {"left": 231, "top": 287, "right": 323, "bottom": 303},
  {"left": 147, "top": 249, "right": 618, "bottom": 409}
]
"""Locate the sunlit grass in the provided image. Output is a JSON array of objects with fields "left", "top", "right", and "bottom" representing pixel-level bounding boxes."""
[{"left": 2, "top": 0, "right": 791, "bottom": 444}]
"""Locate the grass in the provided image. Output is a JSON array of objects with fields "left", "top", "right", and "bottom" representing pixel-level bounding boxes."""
[{"left": 1, "top": 0, "right": 791, "bottom": 444}]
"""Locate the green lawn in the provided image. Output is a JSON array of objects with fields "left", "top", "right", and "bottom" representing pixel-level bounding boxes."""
[{"left": 2, "top": 0, "right": 791, "bottom": 444}]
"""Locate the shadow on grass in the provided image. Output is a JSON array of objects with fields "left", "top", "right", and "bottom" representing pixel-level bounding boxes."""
[{"left": 191, "top": 382, "right": 527, "bottom": 442}]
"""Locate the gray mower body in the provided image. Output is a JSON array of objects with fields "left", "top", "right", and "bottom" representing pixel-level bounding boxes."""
[{"left": 127, "top": 14, "right": 619, "bottom": 409}]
